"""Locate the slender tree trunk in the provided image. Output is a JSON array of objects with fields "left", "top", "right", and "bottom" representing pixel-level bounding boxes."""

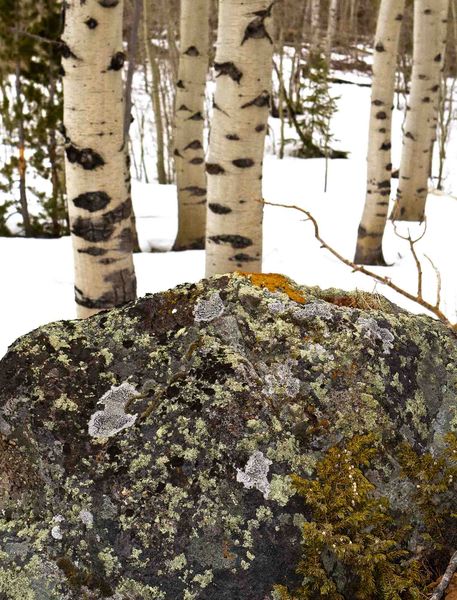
[
  {"left": 391, "top": 0, "right": 449, "bottom": 222},
  {"left": 14, "top": 54, "right": 32, "bottom": 237},
  {"left": 325, "top": 0, "right": 339, "bottom": 62},
  {"left": 48, "top": 74, "right": 62, "bottom": 237},
  {"left": 142, "top": 0, "right": 167, "bottom": 184},
  {"left": 173, "top": 0, "right": 210, "bottom": 251},
  {"left": 123, "top": 0, "right": 142, "bottom": 253},
  {"left": 354, "top": 0, "right": 405, "bottom": 265},
  {"left": 278, "top": 25, "right": 286, "bottom": 159},
  {"left": 427, "top": 1, "right": 449, "bottom": 179},
  {"left": 205, "top": 0, "right": 275, "bottom": 276},
  {"left": 310, "top": 0, "right": 322, "bottom": 60},
  {"left": 63, "top": 0, "right": 137, "bottom": 318}
]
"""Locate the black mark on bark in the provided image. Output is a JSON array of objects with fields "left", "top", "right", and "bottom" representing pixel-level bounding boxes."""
[
  {"left": 85, "top": 17, "right": 98, "bottom": 28},
  {"left": 75, "top": 268, "right": 136, "bottom": 309},
  {"left": 209, "top": 234, "right": 252, "bottom": 248},
  {"left": 189, "top": 157, "right": 204, "bottom": 165},
  {"left": 177, "top": 79, "right": 185, "bottom": 89},
  {"left": 226, "top": 133, "right": 240, "bottom": 140},
  {"left": 229, "top": 253, "right": 257, "bottom": 262},
  {"left": 116, "top": 227, "right": 134, "bottom": 252},
  {"left": 108, "top": 52, "right": 125, "bottom": 71},
  {"left": 60, "top": 43, "right": 79, "bottom": 60},
  {"left": 375, "top": 42, "right": 385, "bottom": 52},
  {"left": 66, "top": 145, "right": 105, "bottom": 170},
  {"left": 178, "top": 104, "right": 192, "bottom": 112},
  {"left": 182, "top": 186, "right": 206, "bottom": 196},
  {"left": 77, "top": 246, "right": 107, "bottom": 256},
  {"left": 73, "top": 191, "right": 111, "bottom": 212},
  {"left": 242, "top": 2, "right": 275, "bottom": 45},
  {"left": 255, "top": 124, "right": 266, "bottom": 132},
  {"left": 187, "top": 112, "right": 204, "bottom": 121},
  {"left": 377, "top": 180, "right": 390, "bottom": 189},
  {"left": 206, "top": 163, "right": 225, "bottom": 175},
  {"left": 380, "top": 142, "right": 391, "bottom": 151},
  {"left": 72, "top": 199, "right": 131, "bottom": 242},
  {"left": 98, "top": 257, "right": 120, "bottom": 265},
  {"left": 232, "top": 158, "right": 254, "bottom": 168},
  {"left": 213, "top": 101, "right": 229, "bottom": 116},
  {"left": 184, "top": 46, "right": 199, "bottom": 56},
  {"left": 241, "top": 91, "right": 270, "bottom": 109},
  {"left": 214, "top": 62, "right": 243, "bottom": 83},
  {"left": 376, "top": 111, "right": 387, "bottom": 120},
  {"left": 208, "top": 203, "right": 232, "bottom": 214},
  {"left": 184, "top": 140, "right": 203, "bottom": 150},
  {"left": 98, "top": 0, "right": 119, "bottom": 7}
]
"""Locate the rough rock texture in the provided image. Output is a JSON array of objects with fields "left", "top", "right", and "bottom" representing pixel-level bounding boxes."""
[{"left": 0, "top": 273, "right": 456, "bottom": 599}]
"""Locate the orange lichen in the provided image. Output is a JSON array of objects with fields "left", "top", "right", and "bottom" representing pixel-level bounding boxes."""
[{"left": 239, "top": 273, "right": 306, "bottom": 304}]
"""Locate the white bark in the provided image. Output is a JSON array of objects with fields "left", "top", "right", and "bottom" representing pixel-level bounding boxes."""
[
  {"left": 63, "top": 0, "right": 136, "bottom": 318},
  {"left": 392, "top": 0, "right": 449, "bottom": 222},
  {"left": 310, "top": 0, "right": 322, "bottom": 58},
  {"left": 325, "top": 0, "right": 339, "bottom": 61},
  {"left": 355, "top": 0, "right": 405, "bottom": 265},
  {"left": 173, "top": 0, "right": 210, "bottom": 250},
  {"left": 205, "top": 0, "right": 274, "bottom": 276}
]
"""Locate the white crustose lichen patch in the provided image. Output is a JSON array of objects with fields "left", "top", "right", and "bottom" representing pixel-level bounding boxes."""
[
  {"left": 88, "top": 382, "right": 138, "bottom": 439},
  {"left": 79, "top": 509, "right": 94, "bottom": 528},
  {"left": 236, "top": 451, "right": 272, "bottom": 499},
  {"left": 357, "top": 317, "right": 394, "bottom": 354},
  {"left": 51, "top": 515, "right": 64, "bottom": 540},
  {"left": 194, "top": 292, "right": 225, "bottom": 322}
]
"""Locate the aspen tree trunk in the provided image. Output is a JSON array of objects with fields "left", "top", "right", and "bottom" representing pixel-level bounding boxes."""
[
  {"left": 325, "top": 0, "right": 339, "bottom": 62},
  {"left": 354, "top": 0, "right": 405, "bottom": 265},
  {"left": 142, "top": 0, "right": 167, "bottom": 185},
  {"left": 310, "top": 0, "right": 322, "bottom": 60},
  {"left": 427, "top": 1, "right": 449, "bottom": 179},
  {"left": 62, "top": 0, "right": 137, "bottom": 319},
  {"left": 205, "top": 0, "right": 275, "bottom": 276},
  {"left": 173, "top": 0, "right": 210, "bottom": 251},
  {"left": 391, "top": 0, "right": 449, "bottom": 222}
]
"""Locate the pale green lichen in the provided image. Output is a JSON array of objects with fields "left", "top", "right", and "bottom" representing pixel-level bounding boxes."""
[
  {"left": 54, "top": 393, "right": 78, "bottom": 412},
  {"left": 269, "top": 474, "right": 296, "bottom": 506}
]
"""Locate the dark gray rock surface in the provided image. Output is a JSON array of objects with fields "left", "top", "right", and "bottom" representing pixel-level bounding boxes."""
[{"left": 0, "top": 273, "right": 456, "bottom": 599}]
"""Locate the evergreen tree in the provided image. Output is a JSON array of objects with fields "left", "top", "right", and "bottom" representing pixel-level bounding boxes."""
[{"left": 0, "top": 0, "right": 67, "bottom": 237}]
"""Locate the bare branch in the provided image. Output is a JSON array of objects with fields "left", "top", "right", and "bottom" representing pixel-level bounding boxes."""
[
  {"left": 425, "top": 254, "right": 442, "bottom": 311},
  {"left": 263, "top": 200, "right": 456, "bottom": 333},
  {"left": 429, "top": 550, "right": 457, "bottom": 600},
  {"left": 8, "top": 27, "right": 61, "bottom": 46},
  {"left": 392, "top": 222, "right": 427, "bottom": 300}
]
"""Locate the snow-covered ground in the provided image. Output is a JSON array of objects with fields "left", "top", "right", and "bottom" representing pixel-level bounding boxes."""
[{"left": 1, "top": 73, "right": 456, "bottom": 359}]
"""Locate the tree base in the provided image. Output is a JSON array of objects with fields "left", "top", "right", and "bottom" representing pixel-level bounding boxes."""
[
  {"left": 354, "top": 244, "right": 388, "bottom": 267},
  {"left": 172, "top": 237, "right": 205, "bottom": 252}
]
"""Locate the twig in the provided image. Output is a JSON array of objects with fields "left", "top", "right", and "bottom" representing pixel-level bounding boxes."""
[
  {"left": 425, "top": 254, "right": 442, "bottom": 311},
  {"left": 263, "top": 200, "right": 457, "bottom": 333},
  {"left": 392, "top": 222, "right": 427, "bottom": 300},
  {"left": 429, "top": 550, "right": 457, "bottom": 600},
  {"left": 7, "top": 27, "right": 61, "bottom": 46}
]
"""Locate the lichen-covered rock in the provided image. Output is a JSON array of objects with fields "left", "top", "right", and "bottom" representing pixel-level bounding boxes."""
[{"left": 0, "top": 273, "right": 456, "bottom": 599}]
